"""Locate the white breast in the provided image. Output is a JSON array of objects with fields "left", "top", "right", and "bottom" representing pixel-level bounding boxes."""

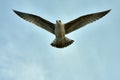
[{"left": 55, "top": 23, "right": 65, "bottom": 39}]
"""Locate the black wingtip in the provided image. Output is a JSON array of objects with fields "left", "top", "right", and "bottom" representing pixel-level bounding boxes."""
[
  {"left": 107, "top": 9, "right": 111, "bottom": 12},
  {"left": 105, "top": 9, "right": 111, "bottom": 14},
  {"left": 13, "top": 9, "right": 19, "bottom": 15},
  {"left": 12, "top": 9, "right": 24, "bottom": 18},
  {"left": 100, "top": 9, "right": 111, "bottom": 16},
  {"left": 13, "top": 9, "right": 20, "bottom": 14},
  {"left": 12, "top": 9, "right": 17, "bottom": 13}
]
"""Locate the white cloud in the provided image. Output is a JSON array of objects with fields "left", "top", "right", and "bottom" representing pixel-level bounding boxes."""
[{"left": 0, "top": 61, "right": 47, "bottom": 80}]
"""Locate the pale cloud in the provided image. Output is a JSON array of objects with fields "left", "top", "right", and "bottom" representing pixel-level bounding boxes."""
[{"left": 0, "top": 57, "right": 47, "bottom": 80}]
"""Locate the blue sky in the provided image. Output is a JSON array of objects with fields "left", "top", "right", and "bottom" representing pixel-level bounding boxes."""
[{"left": 0, "top": 0, "right": 120, "bottom": 80}]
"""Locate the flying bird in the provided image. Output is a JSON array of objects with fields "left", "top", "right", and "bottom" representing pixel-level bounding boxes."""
[{"left": 13, "top": 9, "right": 111, "bottom": 48}]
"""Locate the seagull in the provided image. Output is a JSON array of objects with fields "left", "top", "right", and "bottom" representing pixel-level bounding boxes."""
[{"left": 13, "top": 9, "right": 111, "bottom": 48}]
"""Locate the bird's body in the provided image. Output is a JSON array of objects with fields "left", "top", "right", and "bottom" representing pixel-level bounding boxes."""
[
  {"left": 13, "top": 9, "right": 111, "bottom": 48},
  {"left": 51, "top": 20, "right": 74, "bottom": 48},
  {"left": 55, "top": 20, "right": 65, "bottom": 39}
]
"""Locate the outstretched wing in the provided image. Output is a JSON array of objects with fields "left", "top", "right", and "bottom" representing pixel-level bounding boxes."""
[
  {"left": 13, "top": 10, "right": 55, "bottom": 34},
  {"left": 65, "top": 9, "right": 111, "bottom": 34}
]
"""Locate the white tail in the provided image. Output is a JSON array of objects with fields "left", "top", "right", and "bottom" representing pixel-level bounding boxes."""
[{"left": 51, "top": 37, "right": 74, "bottom": 48}]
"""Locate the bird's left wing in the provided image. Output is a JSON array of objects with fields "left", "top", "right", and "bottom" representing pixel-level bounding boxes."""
[
  {"left": 13, "top": 10, "right": 55, "bottom": 34},
  {"left": 65, "top": 9, "right": 111, "bottom": 34}
]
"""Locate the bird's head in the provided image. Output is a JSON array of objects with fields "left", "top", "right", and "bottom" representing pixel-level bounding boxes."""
[{"left": 56, "top": 20, "right": 61, "bottom": 24}]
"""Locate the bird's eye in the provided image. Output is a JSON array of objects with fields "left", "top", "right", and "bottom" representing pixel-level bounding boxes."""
[{"left": 59, "top": 20, "right": 61, "bottom": 22}]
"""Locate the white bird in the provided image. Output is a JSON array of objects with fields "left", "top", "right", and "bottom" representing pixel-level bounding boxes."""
[{"left": 13, "top": 9, "right": 111, "bottom": 48}]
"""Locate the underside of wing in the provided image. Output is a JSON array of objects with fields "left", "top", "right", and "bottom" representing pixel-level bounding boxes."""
[
  {"left": 65, "top": 9, "right": 111, "bottom": 34},
  {"left": 13, "top": 10, "right": 55, "bottom": 34}
]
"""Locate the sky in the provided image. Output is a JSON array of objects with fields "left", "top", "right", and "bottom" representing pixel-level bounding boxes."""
[{"left": 0, "top": 0, "right": 120, "bottom": 80}]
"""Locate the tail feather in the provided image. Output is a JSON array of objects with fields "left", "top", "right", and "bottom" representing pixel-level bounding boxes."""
[{"left": 51, "top": 37, "right": 74, "bottom": 48}]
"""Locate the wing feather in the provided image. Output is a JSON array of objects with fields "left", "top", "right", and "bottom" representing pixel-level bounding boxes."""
[
  {"left": 65, "top": 9, "right": 111, "bottom": 34},
  {"left": 13, "top": 10, "right": 55, "bottom": 34}
]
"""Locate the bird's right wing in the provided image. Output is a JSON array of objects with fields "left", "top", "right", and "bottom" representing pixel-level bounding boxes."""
[
  {"left": 65, "top": 9, "right": 111, "bottom": 34},
  {"left": 13, "top": 10, "right": 55, "bottom": 34}
]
